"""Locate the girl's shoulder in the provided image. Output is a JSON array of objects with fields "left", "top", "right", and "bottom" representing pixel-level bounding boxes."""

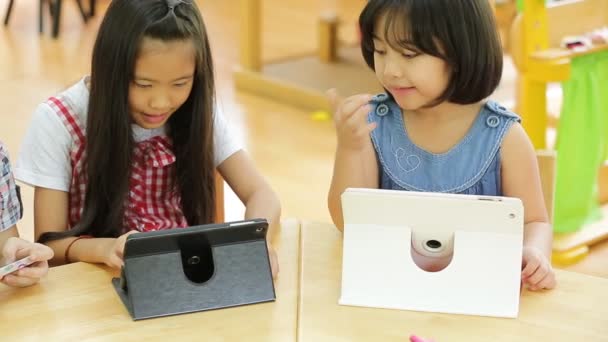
[
  {"left": 0, "top": 141, "right": 11, "bottom": 177},
  {"left": 38, "top": 77, "right": 90, "bottom": 131},
  {"left": 0, "top": 141, "right": 9, "bottom": 169},
  {"left": 483, "top": 100, "right": 521, "bottom": 123}
]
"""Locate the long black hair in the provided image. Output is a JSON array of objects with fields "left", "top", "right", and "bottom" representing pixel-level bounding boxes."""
[{"left": 39, "top": 0, "right": 216, "bottom": 242}]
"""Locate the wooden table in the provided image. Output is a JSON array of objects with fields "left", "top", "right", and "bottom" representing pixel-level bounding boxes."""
[
  {"left": 298, "top": 221, "right": 608, "bottom": 342},
  {"left": 0, "top": 219, "right": 300, "bottom": 341}
]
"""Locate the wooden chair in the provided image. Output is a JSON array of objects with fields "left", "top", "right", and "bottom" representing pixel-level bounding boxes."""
[
  {"left": 3, "top": 0, "right": 93, "bottom": 38},
  {"left": 509, "top": 0, "right": 608, "bottom": 264},
  {"left": 510, "top": 0, "right": 608, "bottom": 149},
  {"left": 537, "top": 150, "right": 556, "bottom": 223},
  {"left": 3, "top": 0, "right": 45, "bottom": 32}
]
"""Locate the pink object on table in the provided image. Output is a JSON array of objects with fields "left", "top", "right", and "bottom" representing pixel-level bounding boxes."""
[{"left": 410, "top": 335, "right": 436, "bottom": 342}]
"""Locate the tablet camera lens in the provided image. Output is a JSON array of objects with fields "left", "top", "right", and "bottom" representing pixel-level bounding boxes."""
[
  {"left": 425, "top": 240, "right": 442, "bottom": 250},
  {"left": 187, "top": 255, "right": 201, "bottom": 265}
]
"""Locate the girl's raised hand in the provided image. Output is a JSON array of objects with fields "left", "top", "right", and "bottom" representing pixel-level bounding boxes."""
[{"left": 327, "top": 89, "right": 376, "bottom": 151}]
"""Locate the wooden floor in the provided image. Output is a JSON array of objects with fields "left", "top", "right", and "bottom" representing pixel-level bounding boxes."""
[{"left": 1, "top": 0, "right": 606, "bottom": 277}]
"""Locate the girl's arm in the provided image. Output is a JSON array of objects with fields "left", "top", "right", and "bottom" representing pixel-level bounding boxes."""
[
  {"left": 34, "top": 187, "right": 123, "bottom": 268},
  {"left": 218, "top": 150, "right": 281, "bottom": 277},
  {"left": 327, "top": 91, "right": 379, "bottom": 231},
  {"left": 328, "top": 139, "right": 379, "bottom": 231},
  {"left": 217, "top": 150, "right": 281, "bottom": 237},
  {"left": 0, "top": 225, "right": 19, "bottom": 252},
  {"left": 501, "top": 123, "right": 555, "bottom": 290}
]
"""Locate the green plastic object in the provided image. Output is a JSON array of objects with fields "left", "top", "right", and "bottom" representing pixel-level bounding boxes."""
[
  {"left": 554, "top": 51, "right": 608, "bottom": 233},
  {"left": 516, "top": 0, "right": 559, "bottom": 12}
]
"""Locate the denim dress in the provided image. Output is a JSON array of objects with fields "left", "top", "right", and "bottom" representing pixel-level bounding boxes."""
[{"left": 368, "top": 94, "right": 521, "bottom": 196}]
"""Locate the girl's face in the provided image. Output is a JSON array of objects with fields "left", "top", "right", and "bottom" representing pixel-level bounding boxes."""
[
  {"left": 129, "top": 37, "right": 196, "bottom": 129},
  {"left": 373, "top": 15, "right": 451, "bottom": 112}
]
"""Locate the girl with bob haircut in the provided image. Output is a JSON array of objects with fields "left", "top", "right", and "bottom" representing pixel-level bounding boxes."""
[{"left": 328, "top": 0, "right": 554, "bottom": 291}]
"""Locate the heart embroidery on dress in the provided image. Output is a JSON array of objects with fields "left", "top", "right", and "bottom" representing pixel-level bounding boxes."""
[{"left": 395, "top": 148, "right": 421, "bottom": 173}]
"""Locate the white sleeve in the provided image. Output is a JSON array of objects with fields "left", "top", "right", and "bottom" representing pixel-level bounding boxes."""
[
  {"left": 213, "top": 110, "right": 243, "bottom": 167},
  {"left": 14, "top": 103, "right": 73, "bottom": 192}
]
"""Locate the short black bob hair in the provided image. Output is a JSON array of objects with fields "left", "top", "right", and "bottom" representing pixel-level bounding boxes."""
[{"left": 359, "top": 0, "right": 503, "bottom": 105}]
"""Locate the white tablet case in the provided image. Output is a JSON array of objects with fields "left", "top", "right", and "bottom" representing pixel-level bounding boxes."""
[{"left": 340, "top": 188, "right": 524, "bottom": 318}]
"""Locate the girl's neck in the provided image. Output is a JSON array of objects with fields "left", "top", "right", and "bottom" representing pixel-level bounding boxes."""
[
  {"left": 401, "top": 100, "right": 486, "bottom": 155},
  {"left": 407, "top": 101, "right": 484, "bottom": 123}
]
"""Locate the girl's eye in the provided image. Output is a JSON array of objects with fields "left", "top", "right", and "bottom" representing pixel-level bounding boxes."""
[
  {"left": 402, "top": 52, "right": 420, "bottom": 59},
  {"left": 373, "top": 48, "right": 386, "bottom": 55},
  {"left": 174, "top": 82, "right": 188, "bottom": 87},
  {"left": 135, "top": 83, "right": 152, "bottom": 88}
]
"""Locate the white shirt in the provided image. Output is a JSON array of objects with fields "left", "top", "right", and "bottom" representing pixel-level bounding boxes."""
[{"left": 15, "top": 77, "right": 242, "bottom": 191}]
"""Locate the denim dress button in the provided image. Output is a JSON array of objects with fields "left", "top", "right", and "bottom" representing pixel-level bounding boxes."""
[
  {"left": 372, "top": 93, "right": 389, "bottom": 103},
  {"left": 486, "top": 115, "right": 500, "bottom": 128},
  {"left": 376, "top": 104, "right": 389, "bottom": 116}
]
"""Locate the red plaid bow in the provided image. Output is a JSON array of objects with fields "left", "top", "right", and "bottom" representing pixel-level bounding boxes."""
[{"left": 136, "top": 136, "right": 176, "bottom": 168}]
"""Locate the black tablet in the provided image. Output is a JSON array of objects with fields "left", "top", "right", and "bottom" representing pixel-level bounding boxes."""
[{"left": 112, "top": 219, "right": 276, "bottom": 320}]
